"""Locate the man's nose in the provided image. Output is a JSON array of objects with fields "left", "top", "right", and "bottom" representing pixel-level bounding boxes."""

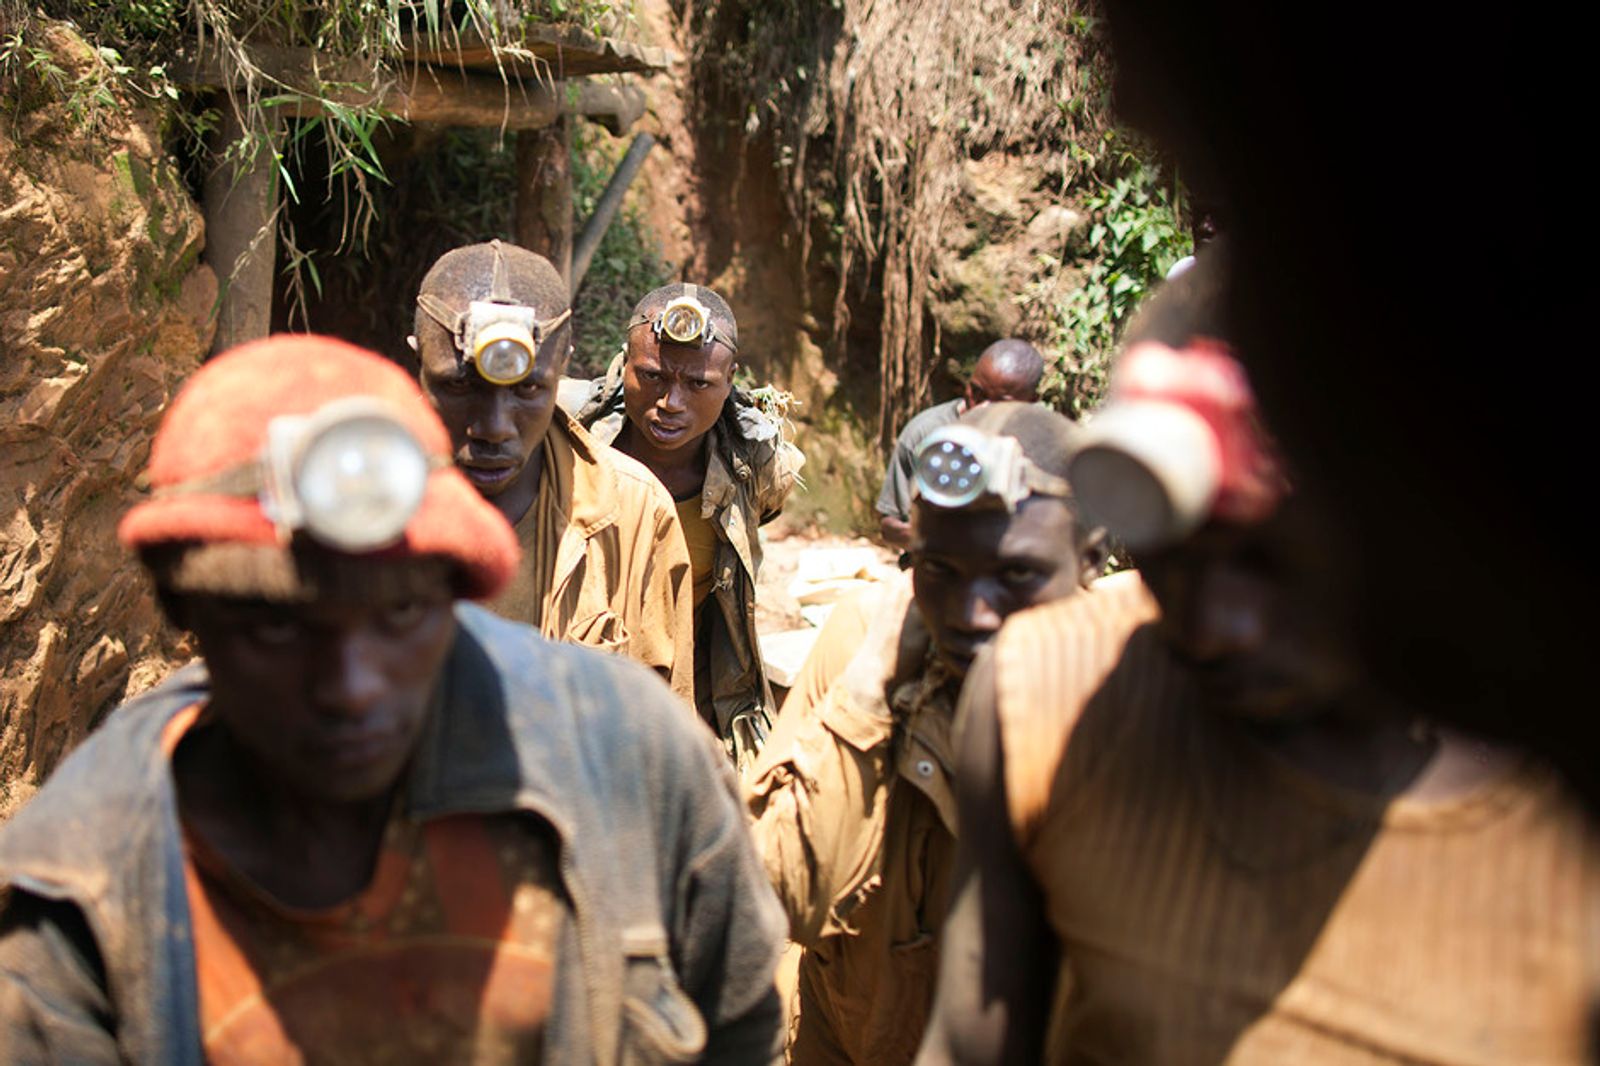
[
  {"left": 956, "top": 582, "right": 1004, "bottom": 634},
  {"left": 312, "top": 632, "right": 387, "bottom": 718},
  {"left": 468, "top": 390, "right": 517, "bottom": 444},
  {"left": 658, "top": 383, "right": 686, "bottom": 414},
  {"left": 1185, "top": 591, "right": 1266, "bottom": 662}
]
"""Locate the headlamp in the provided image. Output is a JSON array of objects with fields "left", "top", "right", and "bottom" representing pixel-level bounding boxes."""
[
  {"left": 414, "top": 240, "right": 572, "bottom": 387},
  {"left": 1067, "top": 340, "right": 1282, "bottom": 551},
  {"left": 657, "top": 295, "right": 716, "bottom": 347},
  {"left": 913, "top": 424, "right": 1071, "bottom": 512},
  {"left": 159, "top": 397, "right": 439, "bottom": 552}
]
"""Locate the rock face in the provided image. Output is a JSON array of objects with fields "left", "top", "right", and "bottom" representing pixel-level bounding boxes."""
[{"left": 0, "top": 23, "right": 214, "bottom": 817}]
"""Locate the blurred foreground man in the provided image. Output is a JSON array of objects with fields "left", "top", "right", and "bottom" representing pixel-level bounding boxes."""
[
  {"left": 0, "top": 336, "right": 784, "bottom": 1063},
  {"left": 916, "top": 283, "right": 1600, "bottom": 1064},
  {"left": 748, "top": 403, "right": 1105, "bottom": 1064},
  {"left": 413, "top": 241, "right": 694, "bottom": 704},
  {"left": 574, "top": 283, "right": 803, "bottom": 769},
  {"left": 876, "top": 339, "right": 1045, "bottom": 547}
]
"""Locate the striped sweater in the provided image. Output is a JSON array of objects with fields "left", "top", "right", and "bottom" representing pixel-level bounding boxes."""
[{"left": 992, "top": 571, "right": 1599, "bottom": 1064}]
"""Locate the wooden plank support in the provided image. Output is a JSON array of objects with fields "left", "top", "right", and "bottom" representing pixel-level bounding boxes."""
[
  {"left": 515, "top": 115, "right": 573, "bottom": 280},
  {"left": 203, "top": 104, "right": 280, "bottom": 357}
]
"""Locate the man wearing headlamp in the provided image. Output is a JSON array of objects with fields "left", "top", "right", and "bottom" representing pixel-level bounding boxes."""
[
  {"left": 916, "top": 265, "right": 1600, "bottom": 1064},
  {"left": 0, "top": 335, "right": 785, "bottom": 1062},
  {"left": 572, "top": 282, "right": 804, "bottom": 771},
  {"left": 745, "top": 402, "right": 1107, "bottom": 1065},
  {"left": 876, "top": 339, "right": 1046, "bottom": 548},
  {"left": 411, "top": 241, "right": 695, "bottom": 707}
]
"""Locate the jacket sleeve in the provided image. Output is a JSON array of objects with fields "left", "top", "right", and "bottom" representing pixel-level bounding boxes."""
[
  {"left": 753, "top": 436, "right": 804, "bottom": 526},
  {"left": 743, "top": 593, "right": 896, "bottom": 947},
  {"left": 667, "top": 722, "right": 787, "bottom": 1065},
  {"left": 644, "top": 489, "right": 698, "bottom": 709},
  {"left": 0, "top": 892, "right": 119, "bottom": 1064}
]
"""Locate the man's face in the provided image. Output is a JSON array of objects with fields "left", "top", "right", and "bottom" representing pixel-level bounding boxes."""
[
  {"left": 1138, "top": 499, "right": 1358, "bottom": 720},
  {"left": 181, "top": 580, "right": 457, "bottom": 804},
  {"left": 417, "top": 320, "right": 569, "bottom": 506},
  {"left": 910, "top": 496, "right": 1089, "bottom": 674},
  {"left": 621, "top": 325, "right": 735, "bottom": 455}
]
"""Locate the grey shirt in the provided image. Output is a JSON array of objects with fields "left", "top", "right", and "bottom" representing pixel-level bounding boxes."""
[{"left": 875, "top": 398, "right": 964, "bottom": 520}]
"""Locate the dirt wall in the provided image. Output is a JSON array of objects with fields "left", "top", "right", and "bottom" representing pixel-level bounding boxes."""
[{"left": 0, "top": 22, "right": 214, "bottom": 817}]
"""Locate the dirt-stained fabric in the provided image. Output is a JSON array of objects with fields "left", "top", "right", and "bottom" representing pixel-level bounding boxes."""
[
  {"left": 489, "top": 409, "right": 695, "bottom": 708},
  {"left": 574, "top": 358, "right": 804, "bottom": 769},
  {"left": 158, "top": 705, "right": 564, "bottom": 1065},
  {"left": 0, "top": 606, "right": 787, "bottom": 1066},
  {"left": 746, "top": 574, "right": 958, "bottom": 1065},
  {"left": 991, "top": 572, "right": 1600, "bottom": 1064}
]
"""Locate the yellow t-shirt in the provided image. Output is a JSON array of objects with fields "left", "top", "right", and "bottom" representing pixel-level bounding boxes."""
[{"left": 675, "top": 494, "right": 718, "bottom": 607}]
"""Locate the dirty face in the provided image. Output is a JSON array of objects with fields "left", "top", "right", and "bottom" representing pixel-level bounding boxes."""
[
  {"left": 417, "top": 325, "right": 569, "bottom": 521},
  {"left": 621, "top": 325, "right": 735, "bottom": 457},
  {"left": 1138, "top": 499, "right": 1358, "bottom": 720},
  {"left": 965, "top": 360, "right": 1037, "bottom": 408},
  {"left": 910, "top": 496, "right": 1089, "bottom": 674},
  {"left": 181, "top": 581, "right": 457, "bottom": 804}
]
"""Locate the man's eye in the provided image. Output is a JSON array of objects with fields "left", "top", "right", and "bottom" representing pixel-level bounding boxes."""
[
  {"left": 918, "top": 558, "right": 957, "bottom": 578},
  {"left": 640, "top": 370, "right": 662, "bottom": 383},
  {"left": 379, "top": 600, "right": 429, "bottom": 633},
  {"left": 513, "top": 379, "right": 544, "bottom": 399},
  {"left": 250, "top": 618, "right": 301, "bottom": 646},
  {"left": 1000, "top": 565, "right": 1045, "bottom": 586},
  {"left": 689, "top": 380, "right": 712, "bottom": 391}
]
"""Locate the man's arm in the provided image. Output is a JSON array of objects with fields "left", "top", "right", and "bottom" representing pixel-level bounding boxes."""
[
  {"left": 0, "top": 893, "right": 120, "bottom": 1063},
  {"left": 917, "top": 647, "right": 1058, "bottom": 1066},
  {"left": 880, "top": 514, "right": 912, "bottom": 548},
  {"left": 665, "top": 713, "right": 787, "bottom": 1065},
  {"left": 875, "top": 431, "right": 917, "bottom": 548},
  {"left": 647, "top": 493, "right": 698, "bottom": 708}
]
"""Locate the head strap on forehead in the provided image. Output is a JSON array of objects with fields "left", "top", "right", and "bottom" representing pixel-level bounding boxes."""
[{"left": 489, "top": 239, "right": 512, "bottom": 303}]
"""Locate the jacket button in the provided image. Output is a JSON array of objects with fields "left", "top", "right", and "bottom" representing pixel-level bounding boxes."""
[{"left": 915, "top": 759, "right": 935, "bottom": 778}]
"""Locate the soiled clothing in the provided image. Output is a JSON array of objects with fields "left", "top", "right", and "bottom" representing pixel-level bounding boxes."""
[
  {"left": 161, "top": 707, "right": 564, "bottom": 1065},
  {"left": 490, "top": 409, "right": 695, "bottom": 707},
  {"left": 746, "top": 575, "right": 958, "bottom": 1065},
  {"left": 874, "top": 398, "right": 963, "bottom": 523},
  {"left": 675, "top": 493, "right": 718, "bottom": 607},
  {"left": 574, "top": 357, "right": 804, "bottom": 768},
  {"left": 0, "top": 606, "right": 786, "bottom": 1065},
  {"left": 989, "top": 571, "right": 1600, "bottom": 1065}
]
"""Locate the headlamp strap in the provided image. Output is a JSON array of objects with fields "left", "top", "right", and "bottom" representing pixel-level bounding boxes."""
[
  {"left": 417, "top": 292, "right": 468, "bottom": 350},
  {"left": 489, "top": 239, "right": 512, "bottom": 304}
]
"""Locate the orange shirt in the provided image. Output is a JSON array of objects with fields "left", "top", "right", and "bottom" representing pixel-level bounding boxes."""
[
  {"left": 674, "top": 493, "right": 719, "bottom": 608},
  {"left": 164, "top": 706, "right": 565, "bottom": 1064}
]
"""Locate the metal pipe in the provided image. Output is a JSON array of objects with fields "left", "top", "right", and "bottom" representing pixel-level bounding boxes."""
[{"left": 569, "top": 132, "right": 656, "bottom": 298}]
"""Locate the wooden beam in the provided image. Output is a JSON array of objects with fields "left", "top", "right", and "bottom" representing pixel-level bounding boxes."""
[
  {"left": 515, "top": 116, "right": 573, "bottom": 280},
  {"left": 203, "top": 106, "right": 280, "bottom": 357}
]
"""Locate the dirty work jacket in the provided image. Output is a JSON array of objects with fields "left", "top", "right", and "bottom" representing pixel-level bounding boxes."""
[
  {"left": 491, "top": 409, "right": 696, "bottom": 708},
  {"left": 0, "top": 604, "right": 786, "bottom": 1065},
  {"left": 573, "top": 359, "right": 804, "bottom": 770},
  {"left": 745, "top": 574, "right": 958, "bottom": 1065}
]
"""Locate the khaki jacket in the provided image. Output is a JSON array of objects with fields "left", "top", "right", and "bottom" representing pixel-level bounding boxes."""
[
  {"left": 490, "top": 410, "right": 695, "bottom": 706},
  {"left": 745, "top": 575, "right": 958, "bottom": 1065},
  {"left": 574, "top": 358, "right": 804, "bottom": 767}
]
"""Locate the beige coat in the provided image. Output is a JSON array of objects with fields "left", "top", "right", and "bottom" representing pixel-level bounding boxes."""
[
  {"left": 490, "top": 410, "right": 695, "bottom": 706},
  {"left": 745, "top": 574, "right": 958, "bottom": 1065}
]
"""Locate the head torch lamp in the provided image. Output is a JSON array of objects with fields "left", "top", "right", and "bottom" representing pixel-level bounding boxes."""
[
  {"left": 913, "top": 424, "right": 1072, "bottom": 512},
  {"left": 159, "top": 397, "right": 440, "bottom": 552},
  {"left": 1067, "top": 340, "right": 1282, "bottom": 552},
  {"left": 629, "top": 284, "right": 736, "bottom": 351},
  {"left": 415, "top": 240, "right": 572, "bottom": 387}
]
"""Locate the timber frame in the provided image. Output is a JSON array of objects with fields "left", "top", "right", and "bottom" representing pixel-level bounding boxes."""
[{"left": 179, "top": 25, "right": 671, "bottom": 355}]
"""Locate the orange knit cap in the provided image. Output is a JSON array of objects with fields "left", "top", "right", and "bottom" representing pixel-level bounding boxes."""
[{"left": 119, "top": 334, "right": 519, "bottom": 601}]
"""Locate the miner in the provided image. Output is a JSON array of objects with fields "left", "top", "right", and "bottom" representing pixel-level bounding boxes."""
[
  {"left": 412, "top": 241, "right": 694, "bottom": 705},
  {"left": 915, "top": 268, "right": 1600, "bottom": 1065},
  {"left": 572, "top": 283, "right": 803, "bottom": 770},
  {"left": 0, "top": 335, "right": 784, "bottom": 1062},
  {"left": 876, "top": 339, "right": 1045, "bottom": 547},
  {"left": 747, "top": 402, "right": 1105, "bottom": 1064}
]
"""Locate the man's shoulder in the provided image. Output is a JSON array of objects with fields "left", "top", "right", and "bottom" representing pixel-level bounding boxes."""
[
  {"left": 600, "top": 446, "right": 678, "bottom": 518},
  {"left": 895, "top": 398, "right": 963, "bottom": 450}
]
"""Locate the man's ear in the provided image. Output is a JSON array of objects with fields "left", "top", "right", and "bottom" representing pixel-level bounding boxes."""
[
  {"left": 1077, "top": 527, "right": 1110, "bottom": 588},
  {"left": 153, "top": 584, "right": 193, "bottom": 632},
  {"left": 406, "top": 334, "right": 418, "bottom": 352}
]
